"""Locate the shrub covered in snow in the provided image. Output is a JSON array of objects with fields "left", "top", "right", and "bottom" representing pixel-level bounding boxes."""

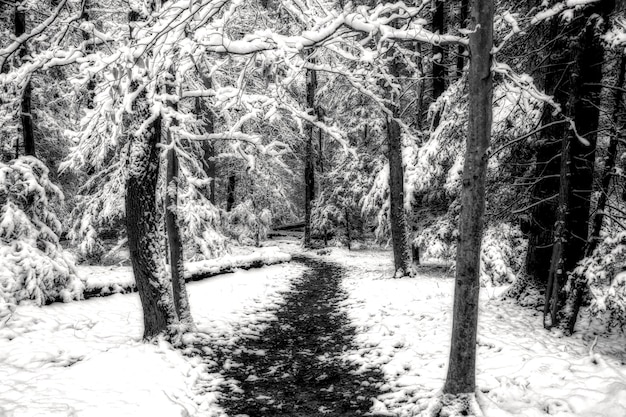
[
  {"left": 571, "top": 231, "right": 626, "bottom": 329},
  {"left": 226, "top": 200, "right": 272, "bottom": 246},
  {"left": 481, "top": 223, "right": 527, "bottom": 286},
  {"left": 0, "top": 157, "right": 84, "bottom": 306},
  {"left": 416, "top": 220, "right": 526, "bottom": 286}
]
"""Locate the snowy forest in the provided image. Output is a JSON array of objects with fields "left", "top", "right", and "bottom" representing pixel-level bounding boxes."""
[{"left": 1, "top": 0, "right": 626, "bottom": 416}]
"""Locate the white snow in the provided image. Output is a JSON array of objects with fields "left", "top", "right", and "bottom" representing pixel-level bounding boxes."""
[
  {"left": 3, "top": 241, "right": 626, "bottom": 417},
  {"left": 0, "top": 261, "right": 303, "bottom": 417},
  {"left": 318, "top": 246, "right": 626, "bottom": 417}
]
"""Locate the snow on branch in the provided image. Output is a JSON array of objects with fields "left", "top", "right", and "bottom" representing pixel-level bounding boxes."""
[{"left": 0, "top": 0, "right": 70, "bottom": 70}]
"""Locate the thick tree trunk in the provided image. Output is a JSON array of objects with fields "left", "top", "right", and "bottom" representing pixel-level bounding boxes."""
[
  {"left": 15, "top": 7, "right": 35, "bottom": 157},
  {"left": 443, "top": 0, "right": 492, "bottom": 395},
  {"left": 303, "top": 66, "right": 317, "bottom": 248},
  {"left": 126, "top": 111, "right": 176, "bottom": 339},
  {"left": 165, "top": 71, "right": 193, "bottom": 327},
  {"left": 125, "top": 8, "right": 176, "bottom": 340}
]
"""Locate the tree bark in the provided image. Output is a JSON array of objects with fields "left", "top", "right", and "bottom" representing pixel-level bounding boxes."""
[
  {"left": 81, "top": 1, "right": 96, "bottom": 110},
  {"left": 524, "top": 19, "right": 569, "bottom": 289},
  {"left": 15, "top": 6, "right": 35, "bottom": 157},
  {"left": 195, "top": 71, "right": 216, "bottom": 204},
  {"left": 165, "top": 70, "right": 193, "bottom": 326},
  {"left": 544, "top": 136, "right": 570, "bottom": 329},
  {"left": 387, "top": 47, "right": 412, "bottom": 276},
  {"left": 125, "top": 8, "right": 176, "bottom": 340},
  {"left": 443, "top": 0, "right": 492, "bottom": 395},
  {"left": 456, "top": 0, "right": 468, "bottom": 77},
  {"left": 303, "top": 65, "right": 317, "bottom": 248},
  {"left": 226, "top": 175, "right": 236, "bottom": 211},
  {"left": 566, "top": 52, "right": 625, "bottom": 334},
  {"left": 126, "top": 107, "right": 175, "bottom": 339},
  {"left": 432, "top": 0, "right": 446, "bottom": 99}
]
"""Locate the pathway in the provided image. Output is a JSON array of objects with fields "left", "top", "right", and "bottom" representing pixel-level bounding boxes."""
[{"left": 195, "top": 256, "right": 384, "bottom": 416}]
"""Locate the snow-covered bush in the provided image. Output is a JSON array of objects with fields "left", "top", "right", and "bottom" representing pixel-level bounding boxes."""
[
  {"left": 226, "top": 200, "right": 272, "bottom": 246},
  {"left": 0, "top": 157, "right": 84, "bottom": 305},
  {"left": 178, "top": 180, "right": 227, "bottom": 261},
  {"left": 480, "top": 223, "right": 526, "bottom": 286},
  {"left": 571, "top": 231, "right": 626, "bottom": 329},
  {"left": 416, "top": 220, "right": 526, "bottom": 286},
  {"left": 311, "top": 197, "right": 341, "bottom": 241}
]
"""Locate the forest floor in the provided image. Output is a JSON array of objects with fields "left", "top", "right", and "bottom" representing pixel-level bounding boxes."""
[{"left": 2, "top": 240, "right": 626, "bottom": 417}]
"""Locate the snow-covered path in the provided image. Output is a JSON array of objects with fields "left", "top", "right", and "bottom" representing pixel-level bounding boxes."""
[{"left": 190, "top": 256, "right": 384, "bottom": 417}]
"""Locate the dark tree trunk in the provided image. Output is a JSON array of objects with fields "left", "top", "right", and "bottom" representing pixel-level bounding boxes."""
[
  {"left": 81, "top": 1, "right": 96, "bottom": 110},
  {"left": 226, "top": 175, "right": 236, "bottom": 211},
  {"left": 562, "top": 4, "right": 612, "bottom": 276},
  {"left": 303, "top": 66, "right": 317, "bottom": 248},
  {"left": 566, "top": 52, "right": 625, "bottom": 334},
  {"left": 443, "top": 0, "right": 492, "bottom": 395},
  {"left": 456, "top": 0, "right": 468, "bottom": 76},
  {"left": 165, "top": 70, "right": 193, "bottom": 326},
  {"left": 524, "top": 19, "right": 569, "bottom": 289},
  {"left": 15, "top": 7, "right": 35, "bottom": 157},
  {"left": 126, "top": 110, "right": 175, "bottom": 339},
  {"left": 125, "top": 9, "right": 176, "bottom": 340},
  {"left": 387, "top": 112, "right": 412, "bottom": 276},
  {"left": 386, "top": 53, "right": 412, "bottom": 277},
  {"left": 432, "top": 0, "right": 446, "bottom": 99},
  {"left": 345, "top": 208, "right": 351, "bottom": 250},
  {"left": 195, "top": 72, "right": 216, "bottom": 204},
  {"left": 544, "top": 136, "right": 570, "bottom": 329}
]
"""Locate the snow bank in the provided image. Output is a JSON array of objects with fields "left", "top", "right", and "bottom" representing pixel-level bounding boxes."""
[
  {"left": 0, "top": 262, "right": 303, "bottom": 416},
  {"left": 318, "top": 246, "right": 626, "bottom": 417},
  {"left": 81, "top": 245, "right": 291, "bottom": 297}
]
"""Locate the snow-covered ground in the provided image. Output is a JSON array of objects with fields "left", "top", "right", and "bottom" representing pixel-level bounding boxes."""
[
  {"left": 3, "top": 239, "right": 626, "bottom": 417},
  {"left": 318, "top": 245, "right": 626, "bottom": 417},
  {"left": 0, "top": 261, "right": 304, "bottom": 417}
]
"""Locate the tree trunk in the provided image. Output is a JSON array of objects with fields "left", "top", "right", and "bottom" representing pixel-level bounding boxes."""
[
  {"left": 226, "top": 175, "right": 236, "bottom": 211},
  {"left": 456, "top": 0, "right": 468, "bottom": 76},
  {"left": 303, "top": 66, "right": 317, "bottom": 248},
  {"left": 524, "top": 19, "right": 569, "bottom": 290},
  {"left": 15, "top": 6, "right": 35, "bottom": 157},
  {"left": 386, "top": 46, "right": 412, "bottom": 276},
  {"left": 566, "top": 52, "right": 625, "bottom": 334},
  {"left": 81, "top": 1, "right": 96, "bottom": 110},
  {"left": 165, "top": 70, "right": 193, "bottom": 327},
  {"left": 432, "top": 0, "right": 446, "bottom": 99},
  {"left": 126, "top": 108, "right": 175, "bottom": 339},
  {"left": 195, "top": 72, "right": 216, "bottom": 204},
  {"left": 125, "top": 9, "right": 176, "bottom": 340},
  {"left": 544, "top": 136, "right": 570, "bottom": 329},
  {"left": 562, "top": 4, "right": 612, "bottom": 276},
  {"left": 443, "top": 0, "right": 492, "bottom": 395},
  {"left": 345, "top": 208, "right": 351, "bottom": 251}
]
